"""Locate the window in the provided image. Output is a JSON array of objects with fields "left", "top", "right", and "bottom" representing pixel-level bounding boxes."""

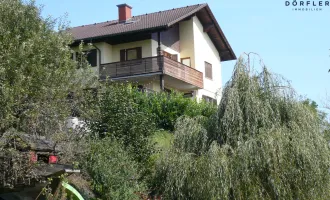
[
  {"left": 181, "top": 57, "right": 191, "bottom": 67},
  {"left": 120, "top": 47, "right": 142, "bottom": 61},
  {"left": 75, "top": 49, "right": 97, "bottom": 67},
  {"left": 202, "top": 95, "right": 217, "bottom": 105},
  {"left": 183, "top": 92, "right": 193, "bottom": 98},
  {"left": 205, "top": 61, "right": 212, "bottom": 79},
  {"left": 127, "top": 49, "right": 138, "bottom": 60},
  {"left": 86, "top": 49, "right": 97, "bottom": 67}
]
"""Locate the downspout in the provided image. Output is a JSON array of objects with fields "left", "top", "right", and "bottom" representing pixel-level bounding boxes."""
[{"left": 158, "top": 31, "right": 164, "bottom": 91}]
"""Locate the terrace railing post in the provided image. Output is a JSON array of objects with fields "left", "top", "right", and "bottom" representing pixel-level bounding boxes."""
[
  {"left": 116, "top": 63, "right": 118, "bottom": 77},
  {"left": 157, "top": 31, "right": 165, "bottom": 91},
  {"left": 160, "top": 74, "right": 164, "bottom": 91},
  {"left": 129, "top": 62, "right": 131, "bottom": 75},
  {"left": 159, "top": 56, "right": 165, "bottom": 91}
]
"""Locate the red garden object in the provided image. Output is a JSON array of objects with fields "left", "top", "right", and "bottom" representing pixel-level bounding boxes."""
[
  {"left": 30, "top": 151, "right": 37, "bottom": 163},
  {"left": 49, "top": 155, "right": 58, "bottom": 164}
]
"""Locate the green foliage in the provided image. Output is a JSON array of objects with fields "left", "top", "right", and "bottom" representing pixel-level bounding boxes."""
[
  {"left": 172, "top": 116, "right": 209, "bottom": 155},
  {"left": 214, "top": 62, "right": 319, "bottom": 147},
  {"left": 88, "top": 82, "right": 217, "bottom": 162},
  {"left": 302, "top": 98, "right": 318, "bottom": 112},
  {"left": 0, "top": 0, "right": 96, "bottom": 135},
  {"left": 84, "top": 137, "right": 146, "bottom": 200},
  {"left": 89, "top": 83, "right": 155, "bottom": 164},
  {"left": 140, "top": 90, "right": 217, "bottom": 131},
  {"left": 230, "top": 128, "right": 330, "bottom": 199},
  {"left": 150, "top": 130, "right": 174, "bottom": 152},
  {"left": 151, "top": 56, "right": 330, "bottom": 199},
  {"left": 153, "top": 142, "right": 231, "bottom": 200},
  {"left": 0, "top": 0, "right": 95, "bottom": 187},
  {"left": 86, "top": 83, "right": 217, "bottom": 197}
]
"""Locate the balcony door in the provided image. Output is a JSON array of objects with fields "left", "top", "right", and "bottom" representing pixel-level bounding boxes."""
[
  {"left": 119, "top": 47, "right": 143, "bottom": 75},
  {"left": 120, "top": 47, "right": 142, "bottom": 61}
]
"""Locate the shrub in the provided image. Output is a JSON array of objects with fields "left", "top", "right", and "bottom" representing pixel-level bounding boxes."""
[
  {"left": 89, "top": 83, "right": 155, "bottom": 164},
  {"left": 138, "top": 89, "right": 217, "bottom": 131},
  {"left": 88, "top": 82, "right": 217, "bottom": 164},
  {"left": 84, "top": 137, "right": 146, "bottom": 200}
]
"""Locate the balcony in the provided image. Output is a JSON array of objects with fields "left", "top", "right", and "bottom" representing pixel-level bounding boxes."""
[{"left": 99, "top": 56, "right": 203, "bottom": 89}]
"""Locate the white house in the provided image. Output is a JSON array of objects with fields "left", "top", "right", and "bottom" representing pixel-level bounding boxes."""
[{"left": 69, "top": 3, "right": 236, "bottom": 104}]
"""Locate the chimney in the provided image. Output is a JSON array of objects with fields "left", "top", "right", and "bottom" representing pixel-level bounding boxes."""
[{"left": 117, "top": 4, "right": 132, "bottom": 22}]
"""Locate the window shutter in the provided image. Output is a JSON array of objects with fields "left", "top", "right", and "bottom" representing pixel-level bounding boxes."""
[
  {"left": 136, "top": 47, "right": 142, "bottom": 59},
  {"left": 205, "top": 62, "right": 212, "bottom": 79},
  {"left": 120, "top": 49, "right": 126, "bottom": 61}
]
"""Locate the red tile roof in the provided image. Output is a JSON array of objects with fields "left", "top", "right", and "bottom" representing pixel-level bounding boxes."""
[
  {"left": 69, "top": 3, "right": 236, "bottom": 61},
  {"left": 70, "top": 4, "right": 207, "bottom": 41}
]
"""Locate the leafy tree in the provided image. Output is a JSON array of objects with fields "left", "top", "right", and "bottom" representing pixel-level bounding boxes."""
[
  {"left": 152, "top": 56, "right": 330, "bottom": 199},
  {"left": 0, "top": 0, "right": 95, "bottom": 187},
  {"left": 302, "top": 98, "right": 318, "bottom": 111},
  {"left": 0, "top": 0, "right": 95, "bottom": 136}
]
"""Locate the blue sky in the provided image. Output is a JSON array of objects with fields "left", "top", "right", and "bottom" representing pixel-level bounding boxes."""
[{"left": 36, "top": 0, "right": 330, "bottom": 109}]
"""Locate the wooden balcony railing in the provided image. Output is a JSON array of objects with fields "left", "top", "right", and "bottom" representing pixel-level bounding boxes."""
[
  {"left": 100, "top": 56, "right": 162, "bottom": 79},
  {"left": 162, "top": 57, "right": 203, "bottom": 89},
  {"left": 100, "top": 56, "right": 203, "bottom": 89}
]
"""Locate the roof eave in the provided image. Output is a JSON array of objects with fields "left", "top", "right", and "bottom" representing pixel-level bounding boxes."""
[
  {"left": 71, "top": 26, "right": 168, "bottom": 45},
  {"left": 69, "top": 3, "right": 236, "bottom": 61},
  {"left": 167, "top": 4, "right": 208, "bottom": 27},
  {"left": 204, "top": 5, "right": 236, "bottom": 61}
]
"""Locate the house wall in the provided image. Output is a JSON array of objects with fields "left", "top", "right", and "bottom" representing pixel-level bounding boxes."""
[
  {"left": 178, "top": 19, "right": 195, "bottom": 68},
  {"left": 151, "top": 40, "right": 181, "bottom": 61},
  {"left": 161, "top": 24, "right": 180, "bottom": 53},
  {"left": 151, "top": 26, "right": 181, "bottom": 61},
  {"left": 192, "top": 16, "right": 222, "bottom": 104},
  {"left": 98, "top": 42, "right": 113, "bottom": 64},
  {"left": 71, "top": 17, "right": 223, "bottom": 104},
  {"left": 112, "top": 39, "right": 152, "bottom": 62}
]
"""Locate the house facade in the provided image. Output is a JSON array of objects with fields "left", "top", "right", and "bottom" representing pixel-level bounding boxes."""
[{"left": 69, "top": 3, "right": 236, "bottom": 104}]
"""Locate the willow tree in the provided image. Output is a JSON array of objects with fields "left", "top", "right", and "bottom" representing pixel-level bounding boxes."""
[
  {"left": 154, "top": 54, "right": 330, "bottom": 199},
  {"left": 0, "top": 0, "right": 96, "bottom": 187}
]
